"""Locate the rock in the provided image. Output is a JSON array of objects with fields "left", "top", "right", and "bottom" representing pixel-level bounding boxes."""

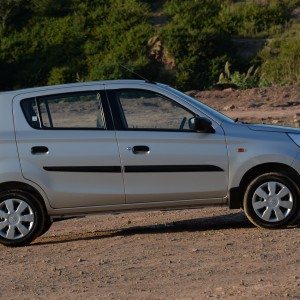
[
  {"left": 272, "top": 101, "right": 300, "bottom": 108},
  {"left": 271, "top": 120, "right": 280, "bottom": 124},
  {"left": 212, "top": 83, "right": 237, "bottom": 90},
  {"left": 248, "top": 101, "right": 264, "bottom": 108},
  {"left": 78, "top": 258, "right": 85, "bottom": 262},
  {"left": 99, "top": 259, "right": 108, "bottom": 265},
  {"left": 185, "top": 90, "right": 198, "bottom": 97},
  {"left": 223, "top": 87, "right": 235, "bottom": 92},
  {"left": 192, "top": 248, "right": 200, "bottom": 253},
  {"left": 223, "top": 104, "right": 236, "bottom": 111},
  {"left": 287, "top": 101, "right": 299, "bottom": 106},
  {"left": 294, "top": 113, "right": 300, "bottom": 128}
]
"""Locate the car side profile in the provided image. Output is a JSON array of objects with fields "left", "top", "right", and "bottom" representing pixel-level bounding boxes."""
[{"left": 0, "top": 80, "right": 299, "bottom": 247}]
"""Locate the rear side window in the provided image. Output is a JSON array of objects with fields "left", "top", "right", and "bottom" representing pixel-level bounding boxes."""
[
  {"left": 21, "top": 92, "right": 106, "bottom": 129},
  {"left": 21, "top": 98, "right": 40, "bottom": 128}
]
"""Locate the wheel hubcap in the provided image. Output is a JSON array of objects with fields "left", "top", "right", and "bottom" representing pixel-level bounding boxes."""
[
  {"left": 0, "top": 199, "right": 35, "bottom": 240},
  {"left": 252, "top": 181, "right": 293, "bottom": 223}
]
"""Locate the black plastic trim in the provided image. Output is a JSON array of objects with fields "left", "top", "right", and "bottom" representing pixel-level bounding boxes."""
[
  {"left": 228, "top": 187, "right": 242, "bottom": 209},
  {"left": 125, "top": 165, "right": 224, "bottom": 173},
  {"left": 43, "top": 166, "right": 122, "bottom": 173},
  {"left": 43, "top": 165, "right": 224, "bottom": 173},
  {"left": 105, "top": 89, "right": 124, "bottom": 130}
]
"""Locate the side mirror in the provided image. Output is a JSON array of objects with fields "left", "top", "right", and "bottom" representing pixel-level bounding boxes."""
[{"left": 189, "top": 116, "right": 215, "bottom": 133}]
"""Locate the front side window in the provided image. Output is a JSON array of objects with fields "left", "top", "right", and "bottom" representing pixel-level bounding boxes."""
[
  {"left": 21, "top": 92, "right": 106, "bottom": 129},
  {"left": 117, "top": 90, "right": 195, "bottom": 131}
]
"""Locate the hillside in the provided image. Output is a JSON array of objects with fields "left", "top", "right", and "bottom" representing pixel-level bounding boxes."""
[{"left": 0, "top": 0, "right": 299, "bottom": 91}]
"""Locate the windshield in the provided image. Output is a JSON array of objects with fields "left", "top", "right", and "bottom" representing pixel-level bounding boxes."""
[{"left": 164, "top": 86, "right": 235, "bottom": 124}]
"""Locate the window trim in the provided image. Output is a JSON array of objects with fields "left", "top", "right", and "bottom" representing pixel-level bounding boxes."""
[
  {"left": 20, "top": 90, "right": 114, "bottom": 131},
  {"left": 108, "top": 88, "right": 198, "bottom": 132}
]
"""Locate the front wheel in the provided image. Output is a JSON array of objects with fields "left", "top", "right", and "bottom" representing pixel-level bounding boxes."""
[
  {"left": 243, "top": 172, "right": 299, "bottom": 228},
  {"left": 0, "top": 190, "right": 46, "bottom": 247}
]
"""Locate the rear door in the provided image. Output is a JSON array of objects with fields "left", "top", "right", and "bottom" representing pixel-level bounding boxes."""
[
  {"left": 106, "top": 85, "right": 228, "bottom": 204},
  {"left": 13, "top": 86, "right": 125, "bottom": 209}
]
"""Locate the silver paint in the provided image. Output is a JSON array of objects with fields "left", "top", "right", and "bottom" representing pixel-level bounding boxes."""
[{"left": 0, "top": 80, "right": 298, "bottom": 223}]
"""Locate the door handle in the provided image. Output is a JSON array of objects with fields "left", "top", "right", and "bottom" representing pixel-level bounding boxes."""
[
  {"left": 132, "top": 145, "right": 150, "bottom": 154},
  {"left": 31, "top": 146, "right": 49, "bottom": 155}
]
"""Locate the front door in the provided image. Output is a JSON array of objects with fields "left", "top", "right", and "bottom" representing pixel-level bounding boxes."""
[
  {"left": 108, "top": 88, "right": 228, "bottom": 204},
  {"left": 14, "top": 88, "right": 125, "bottom": 209}
]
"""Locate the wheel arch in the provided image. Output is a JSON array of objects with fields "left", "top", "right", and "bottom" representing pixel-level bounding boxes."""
[
  {"left": 0, "top": 181, "right": 49, "bottom": 213},
  {"left": 229, "top": 163, "right": 300, "bottom": 209}
]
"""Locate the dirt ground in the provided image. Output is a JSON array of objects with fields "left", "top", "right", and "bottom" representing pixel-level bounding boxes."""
[
  {"left": 0, "top": 208, "right": 299, "bottom": 300},
  {"left": 190, "top": 85, "right": 300, "bottom": 127},
  {"left": 0, "top": 85, "right": 300, "bottom": 300}
]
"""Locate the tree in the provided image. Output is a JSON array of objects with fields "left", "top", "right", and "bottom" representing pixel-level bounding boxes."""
[{"left": 0, "top": 0, "right": 26, "bottom": 32}]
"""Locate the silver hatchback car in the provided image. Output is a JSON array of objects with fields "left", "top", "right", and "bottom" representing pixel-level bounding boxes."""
[{"left": 0, "top": 80, "right": 299, "bottom": 246}]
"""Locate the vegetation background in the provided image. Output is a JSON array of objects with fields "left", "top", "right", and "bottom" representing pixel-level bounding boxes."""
[{"left": 0, "top": 0, "right": 299, "bottom": 91}]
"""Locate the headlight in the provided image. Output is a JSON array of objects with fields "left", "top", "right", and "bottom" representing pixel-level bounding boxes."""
[{"left": 287, "top": 133, "right": 300, "bottom": 147}]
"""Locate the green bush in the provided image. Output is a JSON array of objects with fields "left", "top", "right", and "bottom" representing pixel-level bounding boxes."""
[
  {"left": 0, "top": 0, "right": 299, "bottom": 91},
  {"left": 0, "top": 0, "right": 31, "bottom": 33},
  {"left": 218, "top": 0, "right": 296, "bottom": 38},
  {"left": 0, "top": 14, "right": 86, "bottom": 88},
  {"left": 259, "top": 23, "right": 300, "bottom": 85},
  {"left": 160, "top": 0, "right": 232, "bottom": 90},
  {"left": 218, "top": 61, "right": 260, "bottom": 89},
  {"left": 0, "top": 0, "right": 152, "bottom": 90},
  {"left": 85, "top": 0, "right": 152, "bottom": 81}
]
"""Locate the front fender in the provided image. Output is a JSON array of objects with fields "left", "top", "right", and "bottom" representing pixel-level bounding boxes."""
[
  {"left": 222, "top": 123, "right": 299, "bottom": 190},
  {"left": 230, "top": 154, "right": 296, "bottom": 189}
]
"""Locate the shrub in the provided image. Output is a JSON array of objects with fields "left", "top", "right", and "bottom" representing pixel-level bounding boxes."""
[
  {"left": 160, "top": 0, "right": 232, "bottom": 90},
  {"left": 218, "top": 0, "right": 295, "bottom": 38},
  {"left": 84, "top": 0, "right": 152, "bottom": 81},
  {"left": 0, "top": 14, "right": 86, "bottom": 89},
  {"left": 0, "top": 0, "right": 299, "bottom": 91},
  {"left": 259, "top": 23, "right": 300, "bottom": 85},
  {"left": 0, "top": 0, "right": 152, "bottom": 90},
  {"left": 218, "top": 61, "right": 260, "bottom": 89}
]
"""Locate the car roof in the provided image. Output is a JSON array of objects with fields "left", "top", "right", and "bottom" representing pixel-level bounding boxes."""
[{"left": 0, "top": 79, "right": 149, "bottom": 96}]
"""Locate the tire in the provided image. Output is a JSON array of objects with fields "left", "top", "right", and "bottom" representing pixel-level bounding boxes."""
[
  {"left": 38, "top": 217, "right": 52, "bottom": 237},
  {"left": 0, "top": 190, "right": 46, "bottom": 247},
  {"left": 243, "top": 172, "right": 299, "bottom": 229}
]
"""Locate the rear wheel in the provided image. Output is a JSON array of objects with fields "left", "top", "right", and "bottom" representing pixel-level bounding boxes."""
[
  {"left": 0, "top": 190, "right": 46, "bottom": 247},
  {"left": 243, "top": 172, "right": 299, "bottom": 228},
  {"left": 39, "top": 217, "right": 52, "bottom": 237}
]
